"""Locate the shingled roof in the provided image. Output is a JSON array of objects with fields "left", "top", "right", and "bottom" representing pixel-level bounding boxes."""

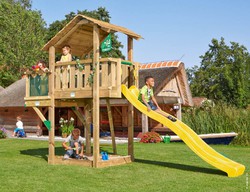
[
  {"left": 42, "top": 14, "right": 142, "bottom": 56},
  {"left": 139, "top": 61, "right": 193, "bottom": 106},
  {"left": 0, "top": 79, "right": 25, "bottom": 107}
]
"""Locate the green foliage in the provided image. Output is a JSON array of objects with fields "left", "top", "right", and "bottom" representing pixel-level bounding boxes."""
[
  {"left": 187, "top": 38, "right": 250, "bottom": 108},
  {"left": 182, "top": 104, "right": 250, "bottom": 146},
  {"left": 0, "top": 0, "right": 47, "bottom": 87},
  {"left": 0, "top": 128, "right": 7, "bottom": 139},
  {"left": 46, "top": 7, "right": 125, "bottom": 59},
  {"left": 59, "top": 117, "right": 74, "bottom": 135}
]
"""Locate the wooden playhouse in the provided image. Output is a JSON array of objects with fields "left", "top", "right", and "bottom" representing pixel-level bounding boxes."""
[{"left": 24, "top": 15, "right": 142, "bottom": 167}]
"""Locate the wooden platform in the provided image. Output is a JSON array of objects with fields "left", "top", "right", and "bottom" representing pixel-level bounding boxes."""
[{"left": 53, "top": 155, "right": 132, "bottom": 168}]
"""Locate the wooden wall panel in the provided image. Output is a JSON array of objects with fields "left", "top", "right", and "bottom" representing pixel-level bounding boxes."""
[
  {"left": 99, "top": 104, "right": 176, "bottom": 130},
  {"left": 0, "top": 107, "right": 39, "bottom": 129}
]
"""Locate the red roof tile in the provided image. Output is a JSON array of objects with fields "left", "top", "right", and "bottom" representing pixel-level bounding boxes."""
[{"left": 141, "top": 61, "right": 181, "bottom": 70}]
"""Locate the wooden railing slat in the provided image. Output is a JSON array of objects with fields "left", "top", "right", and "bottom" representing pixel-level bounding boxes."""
[
  {"left": 101, "top": 62, "right": 108, "bottom": 87},
  {"left": 84, "top": 64, "right": 91, "bottom": 87},
  {"left": 70, "top": 65, "right": 75, "bottom": 88}
]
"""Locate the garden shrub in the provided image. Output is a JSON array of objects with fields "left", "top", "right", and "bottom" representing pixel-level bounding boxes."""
[
  {"left": 0, "top": 128, "right": 7, "bottom": 139},
  {"left": 140, "top": 131, "right": 162, "bottom": 143}
]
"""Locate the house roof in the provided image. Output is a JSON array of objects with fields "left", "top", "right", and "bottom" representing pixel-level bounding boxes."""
[
  {"left": 192, "top": 97, "right": 207, "bottom": 107},
  {"left": 139, "top": 61, "right": 193, "bottom": 106},
  {"left": 0, "top": 79, "right": 26, "bottom": 107},
  {"left": 42, "top": 14, "right": 142, "bottom": 56}
]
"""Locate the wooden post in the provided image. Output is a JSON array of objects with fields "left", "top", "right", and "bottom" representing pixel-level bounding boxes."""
[
  {"left": 127, "top": 36, "right": 134, "bottom": 161},
  {"left": 85, "top": 100, "right": 92, "bottom": 155},
  {"left": 93, "top": 24, "right": 100, "bottom": 168},
  {"left": 106, "top": 98, "right": 117, "bottom": 154},
  {"left": 141, "top": 114, "right": 148, "bottom": 133},
  {"left": 48, "top": 46, "right": 55, "bottom": 164},
  {"left": 176, "top": 98, "right": 182, "bottom": 120}
]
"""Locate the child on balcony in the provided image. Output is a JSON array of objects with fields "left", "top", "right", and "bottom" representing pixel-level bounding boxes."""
[
  {"left": 58, "top": 45, "right": 72, "bottom": 63},
  {"left": 138, "top": 76, "right": 176, "bottom": 122},
  {"left": 56, "top": 45, "right": 72, "bottom": 87},
  {"left": 37, "top": 60, "right": 49, "bottom": 96},
  {"left": 62, "top": 128, "right": 87, "bottom": 160}
]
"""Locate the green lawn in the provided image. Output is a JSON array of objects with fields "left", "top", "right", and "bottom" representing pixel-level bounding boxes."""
[{"left": 0, "top": 139, "right": 249, "bottom": 192}]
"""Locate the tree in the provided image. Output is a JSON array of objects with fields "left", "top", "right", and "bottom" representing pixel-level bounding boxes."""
[
  {"left": 0, "top": 0, "right": 47, "bottom": 87},
  {"left": 46, "top": 7, "right": 125, "bottom": 59},
  {"left": 188, "top": 38, "right": 250, "bottom": 108}
]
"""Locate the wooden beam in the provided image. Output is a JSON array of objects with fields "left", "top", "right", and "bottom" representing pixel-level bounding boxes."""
[
  {"left": 25, "top": 100, "right": 51, "bottom": 107},
  {"left": 176, "top": 98, "right": 182, "bottom": 121},
  {"left": 127, "top": 36, "right": 134, "bottom": 161},
  {"left": 106, "top": 98, "right": 117, "bottom": 154},
  {"left": 32, "top": 107, "right": 46, "bottom": 122},
  {"left": 24, "top": 96, "right": 51, "bottom": 101},
  {"left": 85, "top": 100, "right": 92, "bottom": 155},
  {"left": 141, "top": 114, "right": 148, "bottom": 133},
  {"left": 55, "top": 20, "right": 88, "bottom": 46},
  {"left": 48, "top": 46, "right": 55, "bottom": 164},
  {"left": 92, "top": 24, "right": 100, "bottom": 168},
  {"left": 72, "top": 107, "right": 87, "bottom": 128}
]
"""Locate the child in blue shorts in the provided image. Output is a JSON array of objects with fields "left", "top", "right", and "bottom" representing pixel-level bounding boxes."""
[
  {"left": 138, "top": 76, "right": 176, "bottom": 122},
  {"left": 12, "top": 116, "right": 24, "bottom": 137}
]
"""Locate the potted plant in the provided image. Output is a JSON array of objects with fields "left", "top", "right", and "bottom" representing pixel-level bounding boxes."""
[{"left": 59, "top": 117, "right": 74, "bottom": 138}]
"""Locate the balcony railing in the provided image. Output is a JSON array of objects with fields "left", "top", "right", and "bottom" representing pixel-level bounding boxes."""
[{"left": 25, "top": 58, "right": 136, "bottom": 102}]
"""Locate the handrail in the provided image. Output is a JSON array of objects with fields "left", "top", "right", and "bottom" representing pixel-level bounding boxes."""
[{"left": 55, "top": 58, "right": 135, "bottom": 67}]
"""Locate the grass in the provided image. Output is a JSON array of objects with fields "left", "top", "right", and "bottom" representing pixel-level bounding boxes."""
[{"left": 0, "top": 139, "right": 249, "bottom": 192}]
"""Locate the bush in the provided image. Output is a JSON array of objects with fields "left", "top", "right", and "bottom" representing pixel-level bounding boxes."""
[
  {"left": 140, "top": 132, "right": 162, "bottom": 143},
  {"left": 182, "top": 104, "right": 250, "bottom": 146},
  {"left": 0, "top": 128, "right": 7, "bottom": 139}
]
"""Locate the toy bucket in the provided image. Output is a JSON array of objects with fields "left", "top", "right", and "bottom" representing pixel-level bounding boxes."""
[{"left": 163, "top": 135, "right": 171, "bottom": 143}]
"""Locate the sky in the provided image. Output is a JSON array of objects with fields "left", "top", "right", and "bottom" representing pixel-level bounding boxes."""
[{"left": 32, "top": 0, "right": 250, "bottom": 68}]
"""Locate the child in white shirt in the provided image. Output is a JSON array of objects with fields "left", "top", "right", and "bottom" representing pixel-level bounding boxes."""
[{"left": 12, "top": 116, "right": 24, "bottom": 136}]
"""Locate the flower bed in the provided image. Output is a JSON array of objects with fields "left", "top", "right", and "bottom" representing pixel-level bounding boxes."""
[{"left": 140, "top": 131, "right": 162, "bottom": 143}]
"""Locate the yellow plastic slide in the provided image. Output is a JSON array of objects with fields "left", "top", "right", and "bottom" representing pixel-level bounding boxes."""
[{"left": 121, "top": 84, "right": 245, "bottom": 177}]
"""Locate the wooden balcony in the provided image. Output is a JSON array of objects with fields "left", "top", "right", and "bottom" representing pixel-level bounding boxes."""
[{"left": 24, "top": 58, "right": 138, "bottom": 107}]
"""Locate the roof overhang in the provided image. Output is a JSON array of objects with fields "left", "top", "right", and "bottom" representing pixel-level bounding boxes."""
[{"left": 42, "top": 14, "right": 142, "bottom": 56}]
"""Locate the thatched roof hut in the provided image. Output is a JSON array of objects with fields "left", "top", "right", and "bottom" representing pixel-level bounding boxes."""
[
  {"left": 0, "top": 79, "right": 25, "bottom": 107},
  {"left": 139, "top": 61, "right": 193, "bottom": 106},
  {"left": 0, "top": 86, "right": 4, "bottom": 93}
]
